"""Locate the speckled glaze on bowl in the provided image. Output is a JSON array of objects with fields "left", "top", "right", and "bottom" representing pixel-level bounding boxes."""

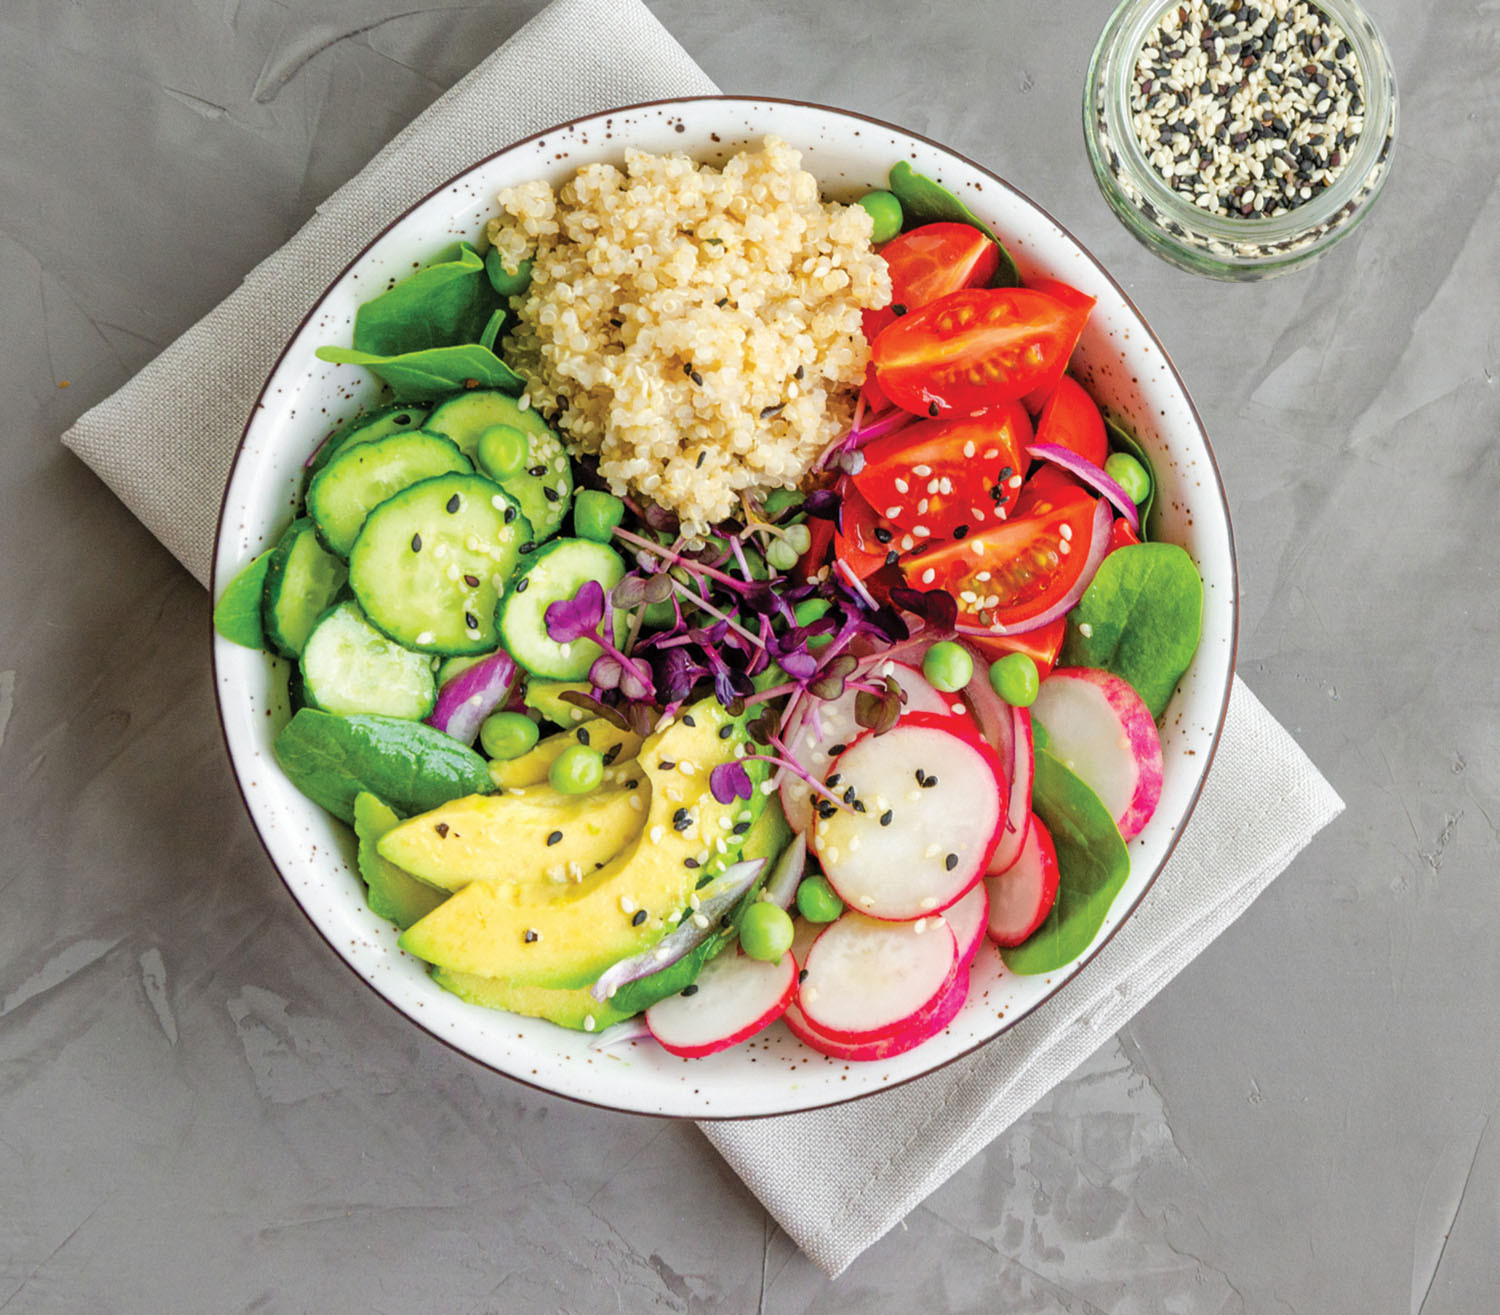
[{"left": 212, "top": 97, "right": 1237, "bottom": 1120}]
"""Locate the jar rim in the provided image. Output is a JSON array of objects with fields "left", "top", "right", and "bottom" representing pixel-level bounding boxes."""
[{"left": 1087, "top": 0, "right": 1398, "bottom": 260}]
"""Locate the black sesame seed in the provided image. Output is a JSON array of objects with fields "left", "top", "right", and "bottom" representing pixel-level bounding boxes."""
[
  {"left": 945, "top": 853, "right": 959, "bottom": 871},
  {"left": 445, "top": 493, "right": 461, "bottom": 513},
  {"left": 625, "top": 778, "right": 639, "bottom": 789},
  {"left": 602, "top": 743, "right": 622, "bottom": 766},
  {"left": 690, "top": 370, "right": 704, "bottom": 386},
  {"left": 632, "top": 909, "right": 648, "bottom": 926},
  {"left": 528, "top": 465, "right": 546, "bottom": 477},
  {"left": 928, "top": 403, "right": 940, "bottom": 418},
  {"left": 519, "top": 541, "right": 537, "bottom": 554},
  {"left": 921, "top": 775, "right": 938, "bottom": 789},
  {"left": 879, "top": 810, "right": 893, "bottom": 827},
  {"left": 874, "top": 526, "right": 893, "bottom": 544},
  {"left": 504, "top": 505, "right": 517, "bottom": 524},
  {"left": 410, "top": 533, "right": 422, "bottom": 552},
  {"left": 465, "top": 611, "right": 478, "bottom": 630},
  {"left": 798, "top": 969, "right": 809, "bottom": 983},
  {"left": 515, "top": 576, "right": 529, "bottom": 593},
  {"left": 524, "top": 929, "right": 538, "bottom": 943},
  {"left": 464, "top": 574, "right": 479, "bottom": 587},
  {"left": 891, "top": 303, "right": 907, "bottom": 316},
  {"left": 685, "top": 857, "right": 700, "bottom": 869},
  {"left": 953, "top": 526, "right": 969, "bottom": 540},
  {"left": 733, "top": 821, "right": 751, "bottom": 835},
  {"left": 544, "top": 487, "right": 560, "bottom": 503},
  {"left": 885, "top": 550, "right": 900, "bottom": 566},
  {"left": 681, "top": 983, "right": 699, "bottom": 996},
  {"left": 717, "top": 724, "right": 734, "bottom": 740},
  {"left": 435, "top": 822, "right": 449, "bottom": 838},
  {"left": 545, "top": 830, "right": 564, "bottom": 847},
  {"left": 759, "top": 404, "right": 785, "bottom": 420},
  {"left": 827, "top": 773, "right": 842, "bottom": 788},
  {"left": 794, "top": 365, "right": 805, "bottom": 380},
  {"left": 696, "top": 450, "right": 707, "bottom": 468}
]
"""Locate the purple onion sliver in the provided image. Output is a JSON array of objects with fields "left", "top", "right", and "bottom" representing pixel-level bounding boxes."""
[
  {"left": 588, "top": 1017, "right": 653, "bottom": 1050},
  {"left": 761, "top": 834, "right": 807, "bottom": 911},
  {"left": 848, "top": 406, "right": 915, "bottom": 449},
  {"left": 425, "top": 650, "right": 519, "bottom": 745},
  {"left": 1025, "top": 442, "right": 1140, "bottom": 532},
  {"left": 588, "top": 859, "right": 765, "bottom": 1002}
]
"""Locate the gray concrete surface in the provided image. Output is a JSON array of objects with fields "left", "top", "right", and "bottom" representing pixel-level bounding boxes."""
[{"left": 2, "top": 0, "right": 1497, "bottom": 1310}]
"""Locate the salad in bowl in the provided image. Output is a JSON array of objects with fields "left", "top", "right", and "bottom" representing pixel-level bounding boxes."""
[{"left": 212, "top": 98, "right": 1235, "bottom": 1118}]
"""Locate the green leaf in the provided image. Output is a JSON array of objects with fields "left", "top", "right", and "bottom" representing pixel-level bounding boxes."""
[
  {"left": 1059, "top": 542, "right": 1203, "bottom": 720},
  {"left": 999, "top": 749, "right": 1131, "bottom": 975},
  {"left": 352, "top": 243, "right": 501, "bottom": 357},
  {"left": 353, "top": 792, "right": 446, "bottom": 929},
  {"left": 213, "top": 549, "right": 272, "bottom": 649},
  {"left": 478, "top": 307, "right": 505, "bottom": 354},
  {"left": 1104, "top": 418, "right": 1158, "bottom": 540},
  {"left": 315, "top": 343, "right": 525, "bottom": 402},
  {"left": 272, "top": 709, "right": 491, "bottom": 823},
  {"left": 887, "top": 161, "right": 1020, "bottom": 288}
]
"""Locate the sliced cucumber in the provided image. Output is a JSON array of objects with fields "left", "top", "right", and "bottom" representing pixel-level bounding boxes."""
[
  {"left": 304, "top": 403, "right": 429, "bottom": 488},
  {"left": 300, "top": 600, "right": 437, "bottom": 718},
  {"left": 498, "top": 538, "right": 627, "bottom": 680},
  {"left": 348, "top": 473, "right": 530, "bottom": 656},
  {"left": 307, "top": 429, "right": 472, "bottom": 555},
  {"left": 262, "top": 519, "right": 348, "bottom": 657},
  {"left": 424, "top": 390, "right": 572, "bottom": 541}
]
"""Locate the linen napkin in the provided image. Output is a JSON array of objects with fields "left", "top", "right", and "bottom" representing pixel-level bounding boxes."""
[{"left": 61, "top": 0, "right": 1344, "bottom": 1278}]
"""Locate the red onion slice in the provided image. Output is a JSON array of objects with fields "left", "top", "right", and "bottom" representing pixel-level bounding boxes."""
[
  {"left": 425, "top": 650, "right": 519, "bottom": 745},
  {"left": 1026, "top": 442, "right": 1140, "bottom": 532},
  {"left": 849, "top": 405, "right": 915, "bottom": 449}
]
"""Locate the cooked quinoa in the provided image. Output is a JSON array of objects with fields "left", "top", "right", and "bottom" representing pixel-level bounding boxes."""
[{"left": 485, "top": 137, "right": 891, "bottom": 532}]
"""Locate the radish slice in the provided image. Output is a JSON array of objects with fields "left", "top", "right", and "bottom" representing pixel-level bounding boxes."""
[
  {"left": 944, "top": 883, "right": 990, "bottom": 968},
  {"left": 1031, "top": 667, "right": 1164, "bottom": 840},
  {"left": 785, "top": 967, "right": 969, "bottom": 1061},
  {"left": 644, "top": 949, "right": 795, "bottom": 1059},
  {"left": 987, "top": 705, "right": 1035, "bottom": 875},
  {"left": 813, "top": 713, "right": 1006, "bottom": 920},
  {"left": 985, "top": 813, "right": 1060, "bottom": 945},
  {"left": 799, "top": 912, "right": 957, "bottom": 1041},
  {"left": 780, "top": 659, "right": 954, "bottom": 833}
]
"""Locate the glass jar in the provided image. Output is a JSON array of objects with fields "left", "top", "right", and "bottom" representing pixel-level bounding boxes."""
[{"left": 1084, "top": 0, "right": 1398, "bottom": 279}]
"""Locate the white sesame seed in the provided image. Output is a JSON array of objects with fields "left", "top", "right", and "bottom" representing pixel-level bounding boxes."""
[{"left": 584, "top": 1014, "right": 596, "bottom": 1032}]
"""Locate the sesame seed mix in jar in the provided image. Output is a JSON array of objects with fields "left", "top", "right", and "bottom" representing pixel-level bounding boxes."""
[{"left": 1085, "top": 0, "right": 1397, "bottom": 278}]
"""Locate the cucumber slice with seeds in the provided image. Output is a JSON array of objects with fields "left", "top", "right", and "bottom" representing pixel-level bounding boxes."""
[
  {"left": 349, "top": 473, "right": 530, "bottom": 656},
  {"left": 300, "top": 600, "right": 436, "bottom": 718},
  {"left": 498, "top": 538, "right": 627, "bottom": 680},
  {"left": 262, "top": 519, "right": 348, "bottom": 657},
  {"left": 425, "top": 390, "right": 572, "bottom": 541},
  {"left": 304, "top": 403, "right": 429, "bottom": 488},
  {"left": 307, "top": 429, "right": 472, "bottom": 555}
]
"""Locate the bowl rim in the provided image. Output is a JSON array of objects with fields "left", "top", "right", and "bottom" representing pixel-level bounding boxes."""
[{"left": 210, "top": 92, "right": 1240, "bottom": 1122}]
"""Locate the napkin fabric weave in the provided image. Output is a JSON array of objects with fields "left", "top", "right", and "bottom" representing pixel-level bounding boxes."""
[{"left": 59, "top": 0, "right": 1344, "bottom": 1279}]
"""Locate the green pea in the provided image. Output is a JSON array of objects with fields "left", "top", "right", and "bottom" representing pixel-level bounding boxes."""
[
  {"left": 1104, "top": 452, "right": 1151, "bottom": 507},
  {"left": 739, "top": 900, "right": 795, "bottom": 962},
  {"left": 922, "top": 640, "right": 973, "bottom": 694},
  {"left": 989, "top": 653, "right": 1040, "bottom": 707},
  {"left": 476, "top": 424, "right": 529, "bottom": 480},
  {"left": 766, "top": 538, "right": 800, "bottom": 572},
  {"left": 549, "top": 743, "right": 605, "bottom": 795},
  {"left": 573, "top": 488, "right": 626, "bottom": 544},
  {"left": 484, "top": 247, "right": 532, "bottom": 297},
  {"left": 782, "top": 522, "right": 813, "bottom": 555},
  {"left": 794, "top": 597, "right": 832, "bottom": 649},
  {"left": 795, "top": 875, "right": 844, "bottom": 924},
  {"left": 480, "top": 710, "right": 540, "bottom": 761},
  {"left": 763, "top": 488, "right": 805, "bottom": 517},
  {"left": 857, "top": 189, "right": 904, "bottom": 244}
]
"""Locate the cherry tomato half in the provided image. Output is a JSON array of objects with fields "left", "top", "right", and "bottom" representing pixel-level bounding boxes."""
[
  {"left": 872, "top": 288, "right": 1091, "bottom": 419},
  {"left": 833, "top": 481, "right": 900, "bottom": 580},
  {"left": 900, "top": 492, "right": 1098, "bottom": 629},
  {"left": 795, "top": 515, "right": 837, "bottom": 584},
  {"left": 851, "top": 405, "right": 1032, "bottom": 541},
  {"left": 1010, "top": 463, "right": 1089, "bottom": 519},
  {"left": 1034, "top": 376, "right": 1108, "bottom": 469},
  {"left": 1019, "top": 277, "right": 1097, "bottom": 413},
  {"left": 961, "top": 616, "right": 1067, "bottom": 680},
  {"left": 861, "top": 223, "right": 1000, "bottom": 415}
]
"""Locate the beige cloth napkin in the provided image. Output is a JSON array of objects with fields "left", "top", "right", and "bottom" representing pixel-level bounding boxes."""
[{"left": 61, "top": 0, "right": 1344, "bottom": 1278}]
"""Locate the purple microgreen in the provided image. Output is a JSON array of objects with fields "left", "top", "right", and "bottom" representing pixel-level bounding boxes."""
[
  {"left": 807, "top": 652, "right": 858, "bottom": 702},
  {"left": 622, "top": 700, "right": 659, "bottom": 738},
  {"left": 610, "top": 575, "right": 649, "bottom": 610},
  {"left": 612, "top": 526, "right": 749, "bottom": 594},
  {"left": 747, "top": 706, "right": 781, "bottom": 746},
  {"left": 889, "top": 585, "right": 959, "bottom": 632},
  {"left": 589, "top": 654, "right": 623, "bottom": 691},
  {"left": 854, "top": 674, "right": 903, "bottom": 736},
  {"left": 709, "top": 761, "right": 755, "bottom": 805},
  {"left": 545, "top": 579, "right": 606, "bottom": 643},
  {"left": 642, "top": 501, "right": 679, "bottom": 535},
  {"left": 778, "top": 649, "right": 820, "bottom": 681},
  {"left": 801, "top": 488, "right": 841, "bottom": 521},
  {"left": 559, "top": 690, "right": 631, "bottom": 732}
]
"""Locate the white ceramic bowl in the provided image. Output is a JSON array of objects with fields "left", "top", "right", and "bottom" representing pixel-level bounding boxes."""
[{"left": 213, "top": 96, "right": 1237, "bottom": 1119}]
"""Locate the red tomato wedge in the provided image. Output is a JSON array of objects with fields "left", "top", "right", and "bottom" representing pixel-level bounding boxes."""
[
  {"left": 795, "top": 514, "right": 837, "bottom": 583},
  {"left": 834, "top": 481, "right": 899, "bottom": 579},
  {"left": 1107, "top": 516, "right": 1141, "bottom": 553},
  {"left": 861, "top": 223, "right": 1000, "bottom": 413},
  {"left": 901, "top": 493, "right": 1098, "bottom": 629},
  {"left": 850, "top": 405, "right": 1032, "bottom": 541},
  {"left": 1019, "top": 278, "right": 1097, "bottom": 412},
  {"left": 961, "top": 616, "right": 1067, "bottom": 679},
  {"left": 1011, "top": 463, "right": 1089, "bottom": 518},
  {"left": 1033, "top": 375, "right": 1108, "bottom": 469},
  {"left": 872, "top": 288, "right": 1091, "bottom": 419}
]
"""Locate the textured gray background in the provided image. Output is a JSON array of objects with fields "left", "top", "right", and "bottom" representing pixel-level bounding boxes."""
[{"left": 3, "top": 0, "right": 1497, "bottom": 1311}]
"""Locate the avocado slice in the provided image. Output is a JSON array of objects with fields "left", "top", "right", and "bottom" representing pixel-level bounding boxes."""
[
  {"left": 376, "top": 763, "right": 648, "bottom": 892},
  {"left": 429, "top": 968, "right": 634, "bottom": 1033},
  {"left": 488, "top": 718, "right": 643, "bottom": 790},
  {"left": 353, "top": 793, "right": 447, "bottom": 929},
  {"left": 399, "top": 700, "right": 759, "bottom": 989},
  {"left": 523, "top": 680, "right": 594, "bottom": 727}
]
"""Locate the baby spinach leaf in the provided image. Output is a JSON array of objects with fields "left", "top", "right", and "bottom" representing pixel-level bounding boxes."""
[
  {"left": 1060, "top": 542, "right": 1203, "bottom": 720},
  {"left": 887, "top": 161, "right": 1020, "bottom": 287},
  {"left": 478, "top": 307, "right": 506, "bottom": 354},
  {"left": 999, "top": 749, "right": 1131, "bottom": 976},
  {"left": 1104, "top": 418, "right": 1157, "bottom": 540},
  {"left": 273, "top": 709, "right": 491, "bottom": 823},
  {"left": 352, "top": 242, "right": 501, "bottom": 357},
  {"left": 315, "top": 343, "right": 525, "bottom": 402},
  {"left": 353, "top": 792, "right": 446, "bottom": 929},
  {"left": 213, "top": 549, "right": 272, "bottom": 649}
]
